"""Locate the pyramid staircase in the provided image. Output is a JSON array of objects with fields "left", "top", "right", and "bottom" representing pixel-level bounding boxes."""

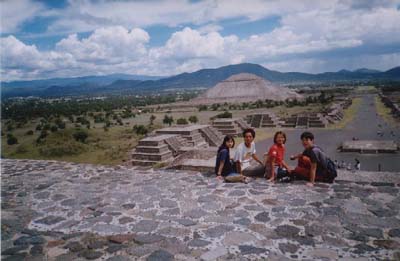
[
  {"left": 131, "top": 135, "right": 176, "bottom": 166},
  {"left": 212, "top": 119, "right": 243, "bottom": 136}
]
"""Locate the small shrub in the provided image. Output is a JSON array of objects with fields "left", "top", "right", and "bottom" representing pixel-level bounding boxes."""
[
  {"left": 216, "top": 111, "right": 232, "bottom": 118},
  {"left": 133, "top": 125, "right": 148, "bottom": 136},
  {"left": 73, "top": 130, "right": 88, "bottom": 143},
  {"left": 50, "top": 126, "right": 58, "bottom": 132},
  {"left": 188, "top": 115, "right": 198, "bottom": 123},
  {"left": 7, "top": 134, "right": 18, "bottom": 145},
  {"left": 25, "top": 130, "right": 34, "bottom": 135},
  {"left": 176, "top": 118, "right": 188, "bottom": 125}
]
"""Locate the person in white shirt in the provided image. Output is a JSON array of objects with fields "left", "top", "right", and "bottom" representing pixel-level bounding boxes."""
[{"left": 234, "top": 128, "right": 264, "bottom": 177}]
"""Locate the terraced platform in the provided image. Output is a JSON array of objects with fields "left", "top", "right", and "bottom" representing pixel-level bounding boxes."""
[{"left": 1, "top": 159, "right": 400, "bottom": 260}]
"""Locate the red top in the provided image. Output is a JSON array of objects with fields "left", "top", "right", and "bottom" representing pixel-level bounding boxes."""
[{"left": 267, "top": 144, "right": 285, "bottom": 167}]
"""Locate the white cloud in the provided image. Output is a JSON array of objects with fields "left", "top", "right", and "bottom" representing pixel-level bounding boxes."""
[
  {"left": 0, "top": 0, "right": 45, "bottom": 33},
  {"left": 1, "top": 0, "right": 400, "bottom": 80},
  {"left": 55, "top": 26, "right": 149, "bottom": 63}
]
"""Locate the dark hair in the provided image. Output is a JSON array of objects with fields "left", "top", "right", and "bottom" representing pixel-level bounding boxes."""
[
  {"left": 300, "top": 131, "right": 314, "bottom": 141},
  {"left": 242, "top": 128, "right": 255, "bottom": 138},
  {"left": 218, "top": 135, "right": 235, "bottom": 153},
  {"left": 274, "top": 131, "right": 286, "bottom": 144}
]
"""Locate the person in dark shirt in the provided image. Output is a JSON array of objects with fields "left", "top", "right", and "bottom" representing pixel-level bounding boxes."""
[
  {"left": 215, "top": 135, "right": 248, "bottom": 183},
  {"left": 290, "top": 132, "right": 329, "bottom": 187}
]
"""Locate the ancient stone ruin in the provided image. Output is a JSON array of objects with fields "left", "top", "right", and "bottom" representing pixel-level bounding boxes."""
[
  {"left": 247, "top": 112, "right": 279, "bottom": 128},
  {"left": 192, "top": 73, "right": 302, "bottom": 104},
  {"left": 246, "top": 99, "right": 352, "bottom": 129},
  {"left": 341, "top": 140, "right": 399, "bottom": 153},
  {"left": 131, "top": 125, "right": 224, "bottom": 166},
  {"left": 211, "top": 118, "right": 251, "bottom": 136}
]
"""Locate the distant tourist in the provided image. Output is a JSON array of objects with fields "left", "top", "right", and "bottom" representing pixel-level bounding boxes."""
[
  {"left": 334, "top": 160, "right": 339, "bottom": 168},
  {"left": 347, "top": 163, "right": 352, "bottom": 171},
  {"left": 264, "top": 131, "right": 291, "bottom": 182},
  {"left": 290, "top": 132, "right": 337, "bottom": 187},
  {"left": 234, "top": 128, "right": 264, "bottom": 177},
  {"left": 340, "top": 160, "right": 346, "bottom": 169},
  {"left": 354, "top": 158, "right": 361, "bottom": 170},
  {"left": 215, "top": 135, "right": 248, "bottom": 183}
]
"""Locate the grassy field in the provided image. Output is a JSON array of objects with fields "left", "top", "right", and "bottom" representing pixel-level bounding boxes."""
[
  {"left": 1, "top": 120, "right": 142, "bottom": 166},
  {"left": 327, "top": 97, "right": 362, "bottom": 129}
]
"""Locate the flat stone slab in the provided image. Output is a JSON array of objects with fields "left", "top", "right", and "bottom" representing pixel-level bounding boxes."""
[
  {"left": 1, "top": 159, "right": 400, "bottom": 260},
  {"left": 341, "top": 140, "right": 398, "bottom": 153}
]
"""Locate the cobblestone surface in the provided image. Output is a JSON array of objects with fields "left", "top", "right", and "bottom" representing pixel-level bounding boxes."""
[{"left": 1, "top": 159, "right": 400, "bottom": 260}]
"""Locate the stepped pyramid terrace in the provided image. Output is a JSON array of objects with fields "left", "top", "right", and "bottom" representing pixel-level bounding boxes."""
[
  {"left": 211, "top": 118, "right": 251, "bottom": 136},
  {"left": 131, "top": 125, "right": 224, "bottom": 166}
]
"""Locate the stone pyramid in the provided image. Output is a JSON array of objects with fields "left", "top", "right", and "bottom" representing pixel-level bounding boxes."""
[{"left": 194, "top": 73, "right": 301, "bottom": 103}]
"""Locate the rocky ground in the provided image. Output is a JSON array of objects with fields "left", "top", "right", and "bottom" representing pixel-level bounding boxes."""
[{"left": 1, "top": 159, "right": 400, "bottom": 260}]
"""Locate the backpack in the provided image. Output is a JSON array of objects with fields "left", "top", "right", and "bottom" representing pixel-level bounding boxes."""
[
  {"left": 325, "top": 158, "right": 337, "bottom": 182},
  {"left": 312, "top": 146, "right": 337, "bottom": 183}
]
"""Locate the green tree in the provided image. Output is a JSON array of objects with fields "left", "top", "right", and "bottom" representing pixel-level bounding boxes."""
[
  {"left": 150, "top": 115, "right": 156, "bottom": 125},
  {"left": 163, "top": 115, "right": 174, "bottom": 126},
  {"left": 188, "top": 115, "right": 198, "bottom": 124}
]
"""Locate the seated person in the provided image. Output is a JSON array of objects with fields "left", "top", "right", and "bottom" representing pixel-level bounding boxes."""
[
  {"left": 291, "top": 131, "right": 336, "bottom": 187},
  {"left": 234, "top": 128, "right": 264, "bottom": 177},
  {"left": 215, "top": 135, "right": 248, "bottom": 183},
  {"left": 264, "top": 131, "right": 291, "bottom": 182}
]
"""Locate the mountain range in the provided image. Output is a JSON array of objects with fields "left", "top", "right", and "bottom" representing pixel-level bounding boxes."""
[{"left": 2, "top": 63, "right": 399, "bottom": 98}]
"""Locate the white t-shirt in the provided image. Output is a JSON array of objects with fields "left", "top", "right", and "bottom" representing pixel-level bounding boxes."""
[{"left": 234, "top": 142, "right": 256, "bottom": 170}]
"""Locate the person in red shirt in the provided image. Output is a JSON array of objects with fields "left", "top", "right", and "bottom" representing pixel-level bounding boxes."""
[{"left": 264, "top": 131, "right": 291, "bottom": 182}]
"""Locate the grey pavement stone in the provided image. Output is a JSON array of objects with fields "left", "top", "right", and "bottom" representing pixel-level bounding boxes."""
[
  {"left": 239, "top": 245, "right": 268, "bottom": 255},
  {"left": 275, "top": 225, "right": 300, "bottom": 238},
  {"left": 254, "top": 211, "right": 270, "bottom": 222},
  {"left": 133, "top": 234, "right": 165, "bottom": 244},
  {"left": 279, "top": 243, "right": 299, "bottom": 254},
  {"left": 203, "top": 225, "right": 234, "bottom": 238},
  {"left": 200, "top": 247, "right": 228, "bottom": 261},
  {"left": 34, "top": 216, "right": 65, "bottom": 225},
  {"left": 147, "top": 249, "right": 174, "bottom": 261},
  {"left": 131, "top": 220, "right": 159, "bottom": 232},
  {"left": 188, "top": 239, "right": 211, "bottom": 247}
]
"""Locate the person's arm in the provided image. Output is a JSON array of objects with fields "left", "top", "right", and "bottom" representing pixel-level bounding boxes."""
[
  {"left": 290, "top": 153, "right": 302, "bottom": 160},
  {"left": 217, "top": 160, "right": 224, "bottom": 179},
  {"left": 236, "top": 161, "right": 242, "bottom": 175},
  {"left": 307, "top": 162, "right": 317, "bottom": 186},
  {"left": 252, "top": 154, "right": 263, "bottom": 165},
  {"left": 282, "top": 161, "right": 291, "bottom": 171},
  {"left": 269, "top": 157, "right": 276, "bottom": 179}
]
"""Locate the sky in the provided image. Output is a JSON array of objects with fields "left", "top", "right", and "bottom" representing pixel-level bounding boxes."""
[{"left": 1, "top": 0, "right": 400, "bottom": 81}]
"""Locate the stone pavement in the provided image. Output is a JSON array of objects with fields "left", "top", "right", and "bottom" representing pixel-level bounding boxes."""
[{"left": 1, "top": 159, "right": 400, "bottom": 260}]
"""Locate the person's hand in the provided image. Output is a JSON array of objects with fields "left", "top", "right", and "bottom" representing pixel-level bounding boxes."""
[
  {"left": 306, "top": 182, "right": 314, "bottom": 187},
  {"left": 216, "top": 175, "right": 223, "bottom": 181}
]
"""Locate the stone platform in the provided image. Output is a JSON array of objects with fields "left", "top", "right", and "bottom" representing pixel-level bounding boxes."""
[
  {"left": 1, "top": 159, "right": 400, "bottom": 260},
  {"left": 341, "top": 140, "right": 398, "bottom": 153}
]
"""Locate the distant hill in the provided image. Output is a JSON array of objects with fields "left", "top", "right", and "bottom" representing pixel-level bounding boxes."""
[{"left": 1, "top": 64, "right": 399, "bottom": 98}]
